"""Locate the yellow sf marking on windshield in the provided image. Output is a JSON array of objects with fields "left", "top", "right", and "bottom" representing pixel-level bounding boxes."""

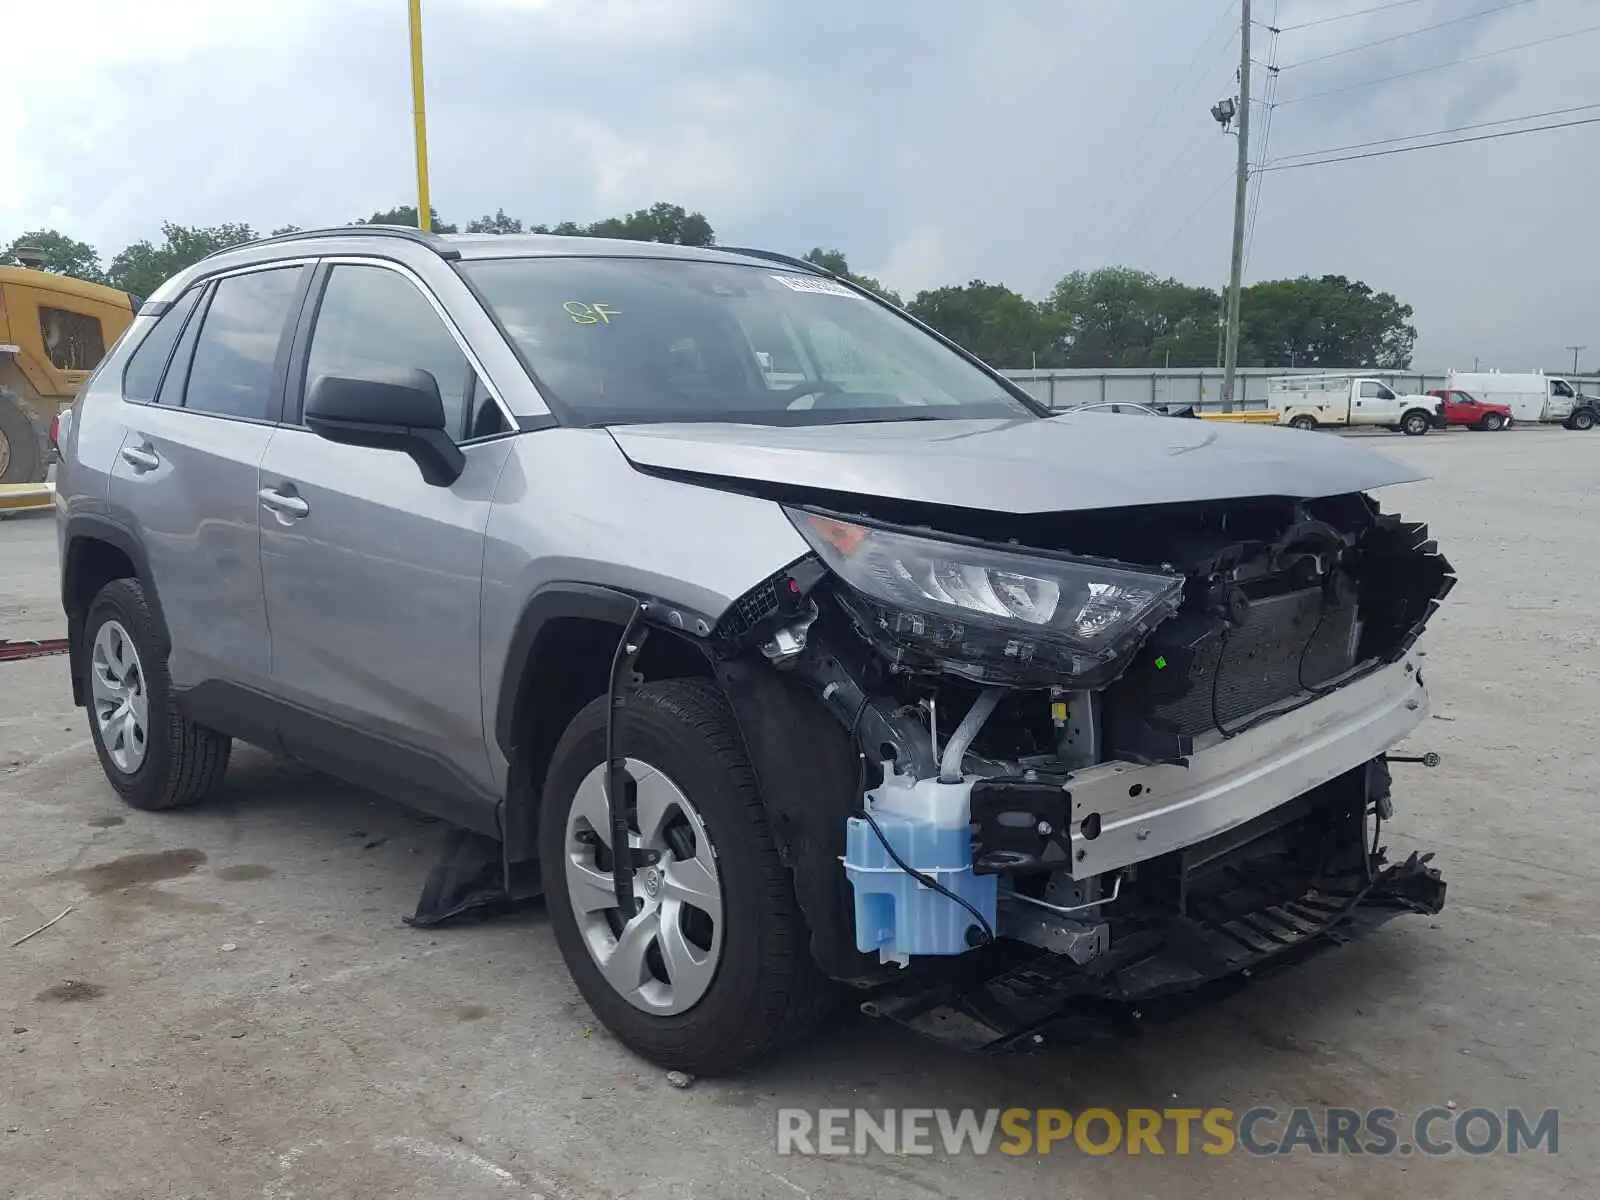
[{"left": 565, "top": 301, "right": 621, "bottom": 325}]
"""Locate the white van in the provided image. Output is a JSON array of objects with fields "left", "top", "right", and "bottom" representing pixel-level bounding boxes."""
[
  {"left": 1444, "top": 372, "right": 1587, "bottom": 428},
  {"left": 1268, "top": 374, "right": 1442, "bottom": 435}
]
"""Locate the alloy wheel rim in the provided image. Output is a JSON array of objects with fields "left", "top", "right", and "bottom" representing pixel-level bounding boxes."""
[
  {"left": 564, "top": 758, "right": 724, "bottom": 1015},
  {"left": 0, "top": 427, "right": 11, "bottom": 476},
  {"left": 90, "top": 620, "right": 149, "bottom": 773}
]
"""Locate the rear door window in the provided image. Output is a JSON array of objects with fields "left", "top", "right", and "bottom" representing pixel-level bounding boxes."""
[
  {"left": 183, "top": 267, "right": 305, "bottom": 421},
  {"left": 122, "top": 289, "right": 203, "bottom": 403}
]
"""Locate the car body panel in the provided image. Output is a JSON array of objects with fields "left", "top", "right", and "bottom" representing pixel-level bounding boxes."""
[
  {"left": 479, "top": 428, "right": 811, "bottom": 784},
  {"left": 606, "top": 411, "right": 1424, "bottom": 514},
  {"left": 258, "top": 426, "right": 515, "bottom": 795},
  {"left": 108, "top": 404, "right": 276, "bottom": 689}
]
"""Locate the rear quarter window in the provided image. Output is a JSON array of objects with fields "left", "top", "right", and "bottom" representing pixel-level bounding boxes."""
[{"left": 122, "top": 289, "right": 204, "bottom": 403}]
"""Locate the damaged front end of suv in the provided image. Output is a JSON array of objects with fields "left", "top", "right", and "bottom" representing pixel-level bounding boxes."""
[{"left": 707, "top": 482, "right": 1453, "bottom": 1051}]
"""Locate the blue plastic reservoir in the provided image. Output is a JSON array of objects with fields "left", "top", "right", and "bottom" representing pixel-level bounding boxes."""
[{"left": 844, "top": 813, "right": 998, "bottom": 966}]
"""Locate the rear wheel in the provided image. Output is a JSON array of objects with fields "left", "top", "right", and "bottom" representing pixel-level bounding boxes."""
[
  {"left": 1288, "top": 414, "right": 1318, "bottom": 431},
  {"left": 1479, "top": 412, "right": 1504, "bottom": 432},
  {"left": 0, "top": 393, "right": 43, "bottom": 484},
  {"left": 539, "top": 680, "right": 832, "bottom": 1074},
  {"left": 1401, "top": 410, "right": 1432, "bottom": 436},
  {"left": 83, "top": 579, "right": 231, "bottom": 810}
]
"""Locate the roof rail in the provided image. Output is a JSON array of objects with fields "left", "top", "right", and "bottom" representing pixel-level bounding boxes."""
[
  {"left": 201, "top": 225, "right": 460, "bottom": 263},
  {"left": 717, "top": 247, "right": 828, "bottom": 275}
]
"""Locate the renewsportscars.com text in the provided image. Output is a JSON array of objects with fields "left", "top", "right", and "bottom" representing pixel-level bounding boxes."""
[{"left": 776, "top": 1106, "right": 1559, "bottom": 1158}]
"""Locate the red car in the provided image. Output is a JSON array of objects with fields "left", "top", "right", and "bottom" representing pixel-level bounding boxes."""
[{"left": 1427, "top": 388, "right": 1513, "bottom": 431}]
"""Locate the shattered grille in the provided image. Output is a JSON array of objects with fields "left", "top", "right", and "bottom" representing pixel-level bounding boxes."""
[{"left": 1131, "top": 587, "right": 1359, "bottom": 740}]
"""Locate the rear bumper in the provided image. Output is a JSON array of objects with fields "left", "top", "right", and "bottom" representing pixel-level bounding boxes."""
[{"left": 1067, "top": 658, "right": 1428, "bottom": 877}]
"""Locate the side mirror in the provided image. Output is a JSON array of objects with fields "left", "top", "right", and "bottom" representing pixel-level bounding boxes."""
[{"left": 304, "top": 369, "right": 464, "bottom": 486}]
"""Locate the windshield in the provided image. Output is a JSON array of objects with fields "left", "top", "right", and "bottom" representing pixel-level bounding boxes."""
[{"left": 459, "top": 257, "right": 1036, "bottom": 427}]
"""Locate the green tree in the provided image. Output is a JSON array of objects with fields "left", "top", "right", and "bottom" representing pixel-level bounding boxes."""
[
  {"left": 269, "top": 224, "right": 302, "bottom": 237},
  {"left": 1, "top": 230, "right": 106, "bottom": 283},
  {"left": 801, "top": 248, "right": 902, "bottom": 305},
  {"left": 357, "top": 205, "right": 459, "bottom": 233},
  {"left": 1239, "top": 275, "right": 1416, "bottom": 369},
  {"left": 465, "top": 208, "right": 523, "bottom": 234},
  {"left": 532, "top": 202, "right": 714, "bottom": 246},
  {"left": 106, "top": 221, "right": 258, "bottom": 296},
  {"left": 907, "top": 281, "right": 1054, "bottom": 367},
  {"left": 1048, "top": 267, "right": 1221, "bottom": 369}
]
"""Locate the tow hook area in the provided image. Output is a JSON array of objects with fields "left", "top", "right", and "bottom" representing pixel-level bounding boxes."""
[
  {"left": 857, "top": 764, "right": 1447, "bottom": 1054},
  {"left": 1388, "top": 751, "right": 1441, "bottom": 767}
]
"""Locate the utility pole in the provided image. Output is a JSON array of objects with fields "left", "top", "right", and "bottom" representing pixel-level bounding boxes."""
[
  {"left": 1221, "top": 0, "right": 1252, "bottom": 411},
  {"left": 1567, "top": 344, "right": 1585, "bottom": 374},
  {"left": 408, "top": 0, "right": 433, "bottom": 232}
]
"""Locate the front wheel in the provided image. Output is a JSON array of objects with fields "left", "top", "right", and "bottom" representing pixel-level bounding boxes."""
[
  {"left": 1401, "top": 410, "right": 1433, "bottom": 436},
  {"left": 1479, "top": 412, "right": 1504, "bottom": 431},
  {"left": 539, "top": 679, "right": 832, "bottom": 1074},
  {"left": 1569, "top": 408, "right": 1595, "bottom": 431}
]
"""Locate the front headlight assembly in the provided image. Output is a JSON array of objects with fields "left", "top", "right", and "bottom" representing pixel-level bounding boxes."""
[{"left": 786, "top": 507, "right": 1184, "bottom": 686}]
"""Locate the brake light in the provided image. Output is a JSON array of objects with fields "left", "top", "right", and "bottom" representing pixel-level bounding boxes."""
[{"left": 48, "top": 412, "right": 60, "bottom": 451}]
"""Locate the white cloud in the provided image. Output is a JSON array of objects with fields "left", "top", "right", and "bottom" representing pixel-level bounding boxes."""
[
  {"left": 874, "top": 227, "right": 952, "bottom": 296},
  {"left": 5, "top": 0, "right": 1599, "bottom": 369}
]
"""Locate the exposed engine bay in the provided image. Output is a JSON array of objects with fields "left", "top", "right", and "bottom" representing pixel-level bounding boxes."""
[{"left": 713, "top": 490, "right": 1453, "bottom": 1048}]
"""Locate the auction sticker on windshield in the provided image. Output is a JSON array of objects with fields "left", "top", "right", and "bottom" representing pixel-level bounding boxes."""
[{"left": 771, "top": 274, "right": 860, "bottom": 297}]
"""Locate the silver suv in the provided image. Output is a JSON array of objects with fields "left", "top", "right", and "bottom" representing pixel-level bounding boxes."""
[{"left": 56, "top": 227, "right": 1452, "bottom": 1073}]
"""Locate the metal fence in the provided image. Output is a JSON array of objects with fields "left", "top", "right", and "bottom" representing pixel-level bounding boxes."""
[{"left": 1000, "top": 367, "right": 1600, "bottom": 412}]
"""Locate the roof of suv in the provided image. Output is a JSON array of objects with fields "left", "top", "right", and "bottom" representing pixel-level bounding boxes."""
[{"left": 198, "top": 225, "right": 823, "bottom": 273}]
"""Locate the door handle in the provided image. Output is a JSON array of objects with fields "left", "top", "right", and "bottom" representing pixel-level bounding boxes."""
[
  {"left": 120, "top": 445, "right": 160, "bottom": 472},
  {"left": 258, "top": 487, "right": 310, "bottom": 519}
]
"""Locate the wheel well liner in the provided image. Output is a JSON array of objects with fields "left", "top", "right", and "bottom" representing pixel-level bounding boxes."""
[
  {"left": 711, "top": 657, "right": 879, "bottom": 981},
  {"left": 61, "top": 516, "right": 164, "bottom": 707}
]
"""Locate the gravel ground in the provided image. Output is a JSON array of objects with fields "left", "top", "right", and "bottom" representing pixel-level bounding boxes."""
[{"left": 1, "top": 427, "right": 1596, "bottom": 1199}]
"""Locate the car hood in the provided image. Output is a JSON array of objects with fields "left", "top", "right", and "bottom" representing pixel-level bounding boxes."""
[{"left": 607, "top": 412, "right": 1425, "bottom": 515}]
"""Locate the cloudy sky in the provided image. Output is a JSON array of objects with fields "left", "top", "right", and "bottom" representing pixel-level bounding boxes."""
[{"left": 5, "top": 0, "right": 1596, "bottom": 369}]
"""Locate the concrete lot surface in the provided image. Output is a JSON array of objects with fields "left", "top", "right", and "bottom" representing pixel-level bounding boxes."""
[{"left": 1, "top": 428, "right": 1595, "bottom": 1198}]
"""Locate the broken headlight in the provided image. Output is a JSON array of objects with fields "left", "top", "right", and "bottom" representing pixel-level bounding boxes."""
[{"left": 786, "top": 508, "right": 1184, "bottom": 685}]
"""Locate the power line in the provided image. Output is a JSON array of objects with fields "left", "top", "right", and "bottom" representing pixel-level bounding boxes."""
[
  {"left": 1146, "top": 168, "right": 1237, "bottom": 261},
  {"left": 1072, "top": 0, "right": 1238, "bottom": 267},
  {"left": 1276, "top": 0, "right": 1432, "bottom": 34},
  {"left": 1243, "top": 2, "right": 1282, "bottom": 275},
  {"left": 1258, "top": 114, "right": 1600, "bottom": 171},
  {"left": 1275, "top": 23, "right": 1600, "bottom": 105},
  {"left": 1279, "top": 0, "right": 1535, "bottom": 70},
  {"left": 1270, "top": 102, "right": 1600, "bottom": 161}
]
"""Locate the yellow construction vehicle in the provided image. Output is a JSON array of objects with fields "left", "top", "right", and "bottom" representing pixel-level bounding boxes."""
[{"left": 0, "top": 247, "right": 138, "bottom": 483}]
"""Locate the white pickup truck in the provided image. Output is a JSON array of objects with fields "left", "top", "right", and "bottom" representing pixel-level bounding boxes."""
[{"left": 1269, "top": 374, "right": 1444, "bottom": 436}]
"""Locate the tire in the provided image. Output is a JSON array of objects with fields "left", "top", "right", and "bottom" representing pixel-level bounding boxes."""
[
  {"left": 1479, "top": 413, "right": 1504, "bottom": 432},
  {"left": 1288, "top": 415, "right": 1318, "bottom": 431},
  {"left": 0, "top": 393, "right": 43, "bottom": 484},
  {"left": 1401, "top": 410, "right": 1432, "bottom": 436},
  {"left": 540, "top": 679, "right": 832, "bottom": 1074},
  {"left": 82, "top": 579, "right": 231, "bottom": 810},
  {"left": 1570, "top": 408, "right": 1595, "bottom": 431}
]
